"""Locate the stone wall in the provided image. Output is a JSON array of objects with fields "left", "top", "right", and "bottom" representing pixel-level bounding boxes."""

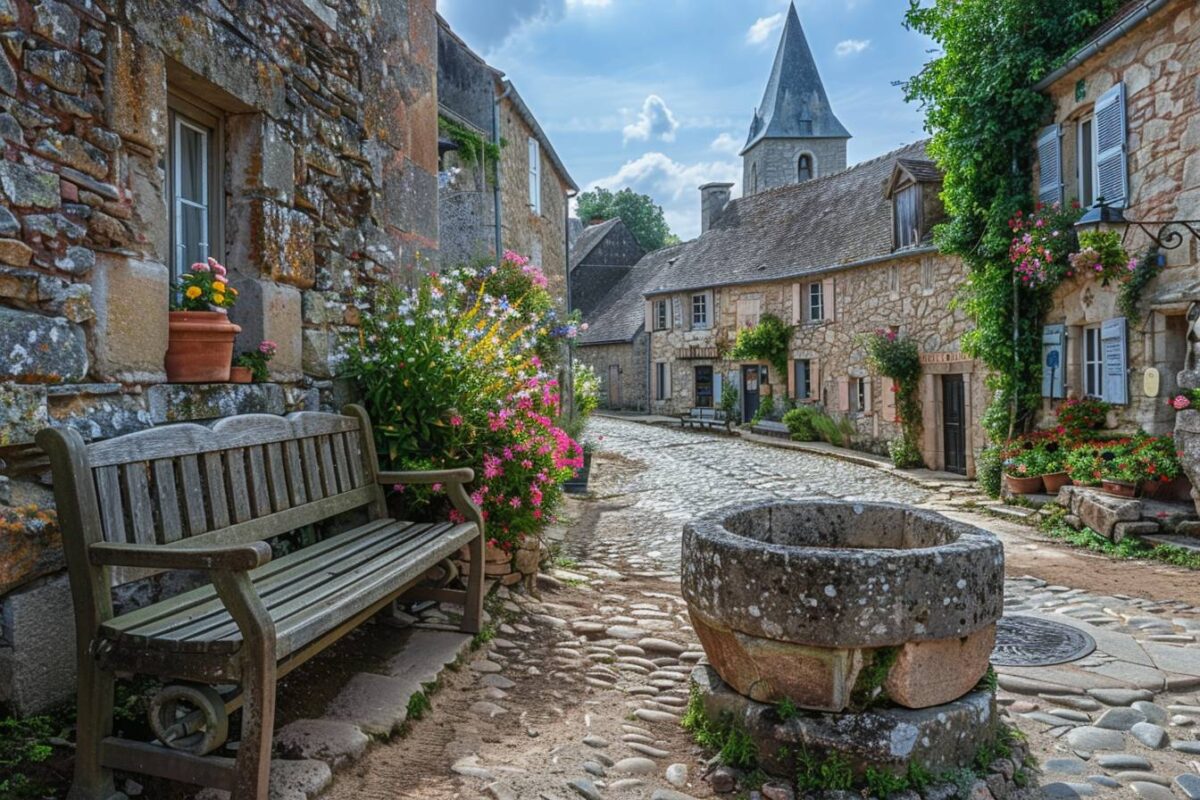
[
  {"left": 498, "top": 95, "right": 570, "bottom": 312},
  {"left": 646, "top": 251, "right": 987, "bottom": 474},
  {"left": 0, "top": 0, "right": 439, "bottom": 713},
  {"left": 743, "top": 137, "right": 848, "bottom": 196},
  {"left": 1035, "top": 0, "right": 1199, "bottom": 434},
  {"left": 577, "top": 333, "right": 649, "bottom": 412}
]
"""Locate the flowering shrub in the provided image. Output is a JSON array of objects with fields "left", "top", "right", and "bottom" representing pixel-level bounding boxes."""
[
  {"left": 1062, "top": 434, "right": 1181, "bottom": 486},
  {"left": 173, "top": 257, "right": 238, "bottom": 311},
  {"left": 343, "top": 253, "right": 581, "bottom": 549},
  {"left": 573, "top": 361, "right": 600, "bottom": 420},
  {"left": 1007, "top": 203, "right": 1081, "bottom": 287},
  {"left": 1069, "top": 230, "right": 1136, "bottom": 287},
  {"left": 860, "top": 329, "right": 923, "bottom": 467},
  {"left": 1167, "top": 389, "right": 1200, "bottom": 411},
  {"left": 235, "top": 340, "right": 277, "bottom": 382},
  {"left": 1056, "top": 397, "right": 1109, "bottom": 437},
  {"left": 1001, "top": 432, "right": 1064, "bottom": 477}
]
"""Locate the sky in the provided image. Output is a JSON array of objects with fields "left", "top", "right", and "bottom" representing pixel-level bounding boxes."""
[{"left": 436, "top": 0, "right": 937, "bottom": 241}]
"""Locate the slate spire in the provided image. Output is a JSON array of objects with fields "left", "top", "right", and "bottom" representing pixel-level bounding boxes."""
[{"left": 742, "top": 2, "right": 850, "bottom": 154}]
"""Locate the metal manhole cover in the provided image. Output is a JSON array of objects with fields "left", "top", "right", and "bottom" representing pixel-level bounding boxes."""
[{"left": 991, "top": 615, "right": 1097, "bottom": 667}]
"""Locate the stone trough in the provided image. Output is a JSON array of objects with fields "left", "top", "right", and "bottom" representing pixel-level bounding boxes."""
[{"left": 682, "top": 500, "right": 1006, "bottom": 778}]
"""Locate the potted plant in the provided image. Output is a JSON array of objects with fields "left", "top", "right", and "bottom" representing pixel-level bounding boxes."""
[
  {"left": 1065, "top": 445, "right": 1104, "bottom": 487},
  {"left": 1041, "top": 440, "right": 1072, "bottom": 494},
  {"left": 166, "top": 258, "right": 240, "bottom": 383},
  {"left": 1057, "top": 397, "right": 1110, "bottom": 438},
  {"left": 563, "top": 440, "right": 595, "bottom": 494},
  {"left": 232, "top": 340, "right": 278, "bottom": 384},
  {"left": 1134, "top": 435, "right": 1183, "bottom": 500},
  {"left": 1069, "top": 230, "right": 1137, "bottom": 287},
  {"left": 1099, "top": 452, "right": 1141, "bottom": 498},
  {"left": 1003, "top": 446, "right": 1048, "bottom": 494}
]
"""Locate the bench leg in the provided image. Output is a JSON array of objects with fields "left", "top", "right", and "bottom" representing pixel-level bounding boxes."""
[
  {"left": 230, "top": 653, "right": 277, "bottom": 800},
  {"left": 68, "top": 658, "right": 118, "bottom": 800},
  {"left": 461, "top": 530, "right": 485, "bottom": 634}
]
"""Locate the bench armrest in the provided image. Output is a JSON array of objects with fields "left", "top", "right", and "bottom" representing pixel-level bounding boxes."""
[
  {"left": 89, "top": 541, "right": 273, "bottom": 571},
  {"left": 377, "top": 467, "right": 475, "bottom": 486}
]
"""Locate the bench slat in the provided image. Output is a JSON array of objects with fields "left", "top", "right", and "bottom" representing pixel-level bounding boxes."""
[
  {"left": 300, "top": 437, "right": 323, "bottom": 502},
  {"left": 224, "top": 449, "right": 253, "bottom": 524},
  {"left": 152, "top": 460, "right": 183, "bottom": 544},
  {"left": 245, "top": 446, "right": 272, "bottom": 518},
  {"left": 178, "top": 455, "right": 207, "bottom": 537},
  {"left": 283, "top": 439, "right": 307, "bottom": 507},
  {"left": 331, "top": 433, "right": 352, "bottom": 493},
  {"left": 203, "top": 452, "right": 230, "bottom": 530},
  {"left": 317, "top": 435, "right": 338, "bottom": 497},
  {"left": 94, "top": 466, "right": 126, "bottom": 544},
  {"left": 123, "top": 463, "right": 156, "bottom": 546},
  {"left": 264, "top": 442, "right": 290, "bottom": 513},
  {"left": 342, "top": 431, "right": 364, "bottom": 488}
]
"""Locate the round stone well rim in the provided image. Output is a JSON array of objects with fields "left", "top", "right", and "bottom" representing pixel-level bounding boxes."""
[{"left": 681, "top": 499, "right": 1005, "bottom": 648}]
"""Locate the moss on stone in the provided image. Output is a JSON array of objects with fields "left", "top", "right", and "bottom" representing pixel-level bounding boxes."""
[{"left": 849, "top": 646, "right": 898, "bottom": 710}]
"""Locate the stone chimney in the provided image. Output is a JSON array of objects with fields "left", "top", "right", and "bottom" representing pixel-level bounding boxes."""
[{"left": 700, "top": 182, "right": 733, "bottom": 234}]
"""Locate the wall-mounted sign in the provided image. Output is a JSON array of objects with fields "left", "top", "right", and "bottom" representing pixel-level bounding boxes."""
[
  {"left": 1144, "top": 367, "right": 1160, "bottom": 398},
  {"left": 919, "top": 352, "right": 973, "bottom": 365}
]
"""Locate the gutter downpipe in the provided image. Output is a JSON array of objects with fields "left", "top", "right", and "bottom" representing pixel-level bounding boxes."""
[
  {"left": 493, "top": 83, "right": 513, "bottom": 261},
  {"left": 1032, "top": 0, "right": 1169, "bottom": 92}
]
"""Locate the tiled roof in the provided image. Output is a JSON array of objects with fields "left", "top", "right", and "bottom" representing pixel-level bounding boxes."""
[
  {"left": 895, "top": 158, "right": 943, "bottom": 184},
  {"left": 569, "top": 218, "right": 621, "bottom": 271},
  {"left": 645, "top": 140, "right": 932, "bottom": 296},
  {"left": 578, "top": 242, "right": 689, "bottom": 345}
]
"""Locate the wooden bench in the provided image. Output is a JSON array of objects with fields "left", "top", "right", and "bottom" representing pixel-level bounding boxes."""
[
  {"left": 37, "top": 405, "right": 484, "bottom": 800},
  {"left": 678, "top": 407, "right": 732, "bottom": 433}
]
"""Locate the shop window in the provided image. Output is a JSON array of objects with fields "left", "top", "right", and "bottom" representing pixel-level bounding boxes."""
[{"left": 695, "top": 366, "right": 714, "bottom": 408}]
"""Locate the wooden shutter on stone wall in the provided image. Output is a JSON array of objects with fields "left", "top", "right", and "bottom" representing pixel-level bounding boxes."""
[
  {"left": 714, "top": 372, "right": 723, "bottom": 406},
  {"left": 881, "top": 377, "right": 897, "bottom": 422},
  {"left": 787, "top": 359, "right": 796, "bottom": 398},
  {"left": 1037, "top": 125, "right": 1063, "bottom": 207},
  {"left": 1095, "top": 83, "right": 1128, "bottom": 208},
  {"left": 863, "top": 378, "right": 873, "bottom": 415},
  {"left": 811, "top": 360, "right": 821, "bottom": 404},
  {"left": 822, "top": 278, "right": 836, "bottom": 321},
  {"left": 836, "top": 377, "right": 850, "bottom": 412},
  {"left": 1101, "top": 317, "right": 1128, "bottom": 405},
  {"left": 1041, "top": 324, "right": 1066, "bottom": 399},
  {"left": 792, "top": 283, "right": 802, "bottom": 324},
  {"left": 645, "top": 301, "right": 653, "bottom": 333}
]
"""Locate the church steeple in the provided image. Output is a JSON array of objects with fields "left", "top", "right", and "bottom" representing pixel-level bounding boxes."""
[{"left": 741, "top": 2, "right": 850, "bottom": 196}]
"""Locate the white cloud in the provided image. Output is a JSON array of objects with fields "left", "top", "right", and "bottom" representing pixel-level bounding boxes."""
[
  {"left": 710, "top": 132, "right": 742, "bottom": 156},
  {"left": 622, "top": 95, "right": 679, "bottom": 144},
  {"left": 566, "top": 0, "right": 610, "bottom": 6},
  {"left": 835, "top": 39, "right": 870, "bottom": 57},
  {"left": 745, "top": 12, "right": 784, "bottom": 45},
  {"left": 588, "top": 152, "right": 742, "bottom": 239}
]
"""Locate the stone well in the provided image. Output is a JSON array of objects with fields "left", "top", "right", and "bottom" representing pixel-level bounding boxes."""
[{"left": 681, "top": 500, "right": 1005, "bottom": 712}]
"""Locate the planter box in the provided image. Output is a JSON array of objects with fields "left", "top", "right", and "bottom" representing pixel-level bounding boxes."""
[
  {"left": 563, "top": 451, "right": 593, "bottom": 494},
  {"left": 1042, "top": 472, "right": 1072, "bottom": 494},
  {"left": 1004, "top": 474, "right": 1043, "bottom": 494}
]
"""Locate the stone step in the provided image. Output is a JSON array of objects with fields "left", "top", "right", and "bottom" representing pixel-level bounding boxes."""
[{"left": 1138, "top": 534, "right": 1200, "bottom": 554}]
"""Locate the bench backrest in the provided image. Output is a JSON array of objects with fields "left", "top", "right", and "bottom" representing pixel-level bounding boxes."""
[{"left": 38, "top": 405, "right": 386, "bottom": 588}]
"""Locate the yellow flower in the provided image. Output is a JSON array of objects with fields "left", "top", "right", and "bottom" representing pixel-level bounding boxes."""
[
  {"left": 185, "top": 286, "right": 202, "bottom": 299},
  {"left": 213, "top": 292, "right": 226, "bottom": 305},
  {"left": 212, "top": 281, "right": 227, "bottom": 292}
]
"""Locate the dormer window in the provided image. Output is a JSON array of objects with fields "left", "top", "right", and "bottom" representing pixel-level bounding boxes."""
[
  {"left": 893, "top": 184, "right": 922, "bottom": 250},
  {"left": 797, "top": 154, "right": 813, "bottom": 182}
]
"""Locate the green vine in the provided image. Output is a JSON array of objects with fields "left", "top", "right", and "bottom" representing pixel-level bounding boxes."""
[
  {"left": 861, "top": 330, "right": 924, "bottom": 467},
  {"left": 1118, "top": 247, "right": 1163, "bottom": 325},
  {"left": 729, "top": 313, "right": 792, "bottom": 378},
  {"left": 438, "top": 114, "right": 502, "bottom": 169},
  {"left": 902, "top": 1, "right": 1124, "bottom": 441}
]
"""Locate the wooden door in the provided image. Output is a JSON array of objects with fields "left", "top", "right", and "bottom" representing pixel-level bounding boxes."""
[
  {"left": 607, "top": 365, "right": 620, "bottom": 407},
  {"left": 742, "top": 365, "right": 760, "bottom": 422},
  {"left": 942, "top": 374, "right": 966, "bottom": 475}
]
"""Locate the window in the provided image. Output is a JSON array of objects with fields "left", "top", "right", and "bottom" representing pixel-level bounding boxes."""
[
  {"left": 168, "top": 96, "right": 221, "bottom": 281},
  {"left": 893, "top": 184, "right": 921, "bottom": 250},
  {"left": 1084, "top": 326, "right": 1103, "bottom": 398},
  {"left": 655, "top": 362, "right": 667, "bottom": 401},
  {"left": 750, "top": 163, "right": 758, "bottom": 194},
  {"left": 795, "top": 359, "right": 811, "bottom": 400},
  {"left": 695, "top": 366, "right": 714, "bottom": 408},
  {"left": 1078, "top": 115, "right": 1096, "bottom": 209},
  {"left": 808, "top": 282, "right": 824, "bottom": 322},
  {"left": 691, "top": 293, "right": 709, "bottom": 328},
  {"left": 856, "top": 379, "right": 866, "bottom": 413},
  {"left": 527, "top": 136, "right": 541, "bottom": 215},
  {"left": 654, "top": 299, "right": 669, "bottom": 331},
  {"left": 798, "top": 154, "right": 813, "bottom": 182}
]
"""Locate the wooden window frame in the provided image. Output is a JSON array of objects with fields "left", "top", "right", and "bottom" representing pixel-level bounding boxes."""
[
  {"left": 893, "top": 183, "right": 922, "bottom": 250},
  {"left": 528, "top": 136, "right": 541, "bottom": 215},
  {"left": 1084, "top": 325, "right": 1103, "bottom": 399},
  {"left": 808, "top": 282, "right": 824, "bottom": 323},
  {"left": 1078, "top": 114, "right": 1097, "bottom": 209},
  {"left": 691, "top": 292, "right": 709, "bottom": 329},
  {"left": 694, "top": 365, "right": 714, "bottom": 408},
  {"left": 654, "top": 299, "right": 669, "bottom": 331},
  {"left": 795, "top": 358, "right": 811, "bottom": 401},
  {"left": 167, "top": 90, "right": 225, "bottom": 283}
]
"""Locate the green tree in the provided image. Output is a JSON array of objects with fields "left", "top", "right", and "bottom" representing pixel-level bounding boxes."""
[
  {"left": 901, "top": 0, "right": 1120, "bottom": 439},
  {"left": 576, "top": 187, "right": 676, "bottom": 251}
]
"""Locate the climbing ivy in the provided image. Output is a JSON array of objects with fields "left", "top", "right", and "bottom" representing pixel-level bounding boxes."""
[
  {"left": 438, "top": 114, "right": 502, "bottom": 170},
  {"left": 901, "top": 0, "right": 1123, "bottom": 440},
  {"left": 729, "top": 313, "right": 793, "bottom": 378},
  {"left": 861, "top": 330, "right": 924, "bottom": 467}
]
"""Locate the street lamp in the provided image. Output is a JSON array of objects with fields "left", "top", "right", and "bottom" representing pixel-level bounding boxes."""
[{"left": 1075, "top": 198, "right": 1200, "bottom": 252}]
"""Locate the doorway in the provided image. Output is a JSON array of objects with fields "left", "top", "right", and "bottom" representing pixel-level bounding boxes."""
[
  {"left": 742, "top": 365, "right": 760, "bottom": 422},
  {"left": 607, "top": 365, "right": 620, "bottom": 407},
  {"left": 942, "top": 374, "right": 966, "bottom": 475}
]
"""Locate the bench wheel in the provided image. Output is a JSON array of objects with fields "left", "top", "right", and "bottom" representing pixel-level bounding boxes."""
[{"left": 148, "top": 684, "right": 229, "bottom": 756}]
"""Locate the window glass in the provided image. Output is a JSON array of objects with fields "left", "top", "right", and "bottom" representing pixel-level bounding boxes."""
[
  {"left": 527, "top": 137, "right": 541, "bottom": 214},
  {"left": 691, "top": 293, "right": 708, "bottom": 327},
  {"left": 808, "top": 283, "right": 823, "bottom": 322},
  {"left": 1079, "top": 117, "right": 1096, "bottom": 208},
  {"left": 894, "top": 185, "right": 921, "bottom": 249},
  {"left": 798, "top": 154, "right": 813, "bottom": 182},
  {"left": 1084, "top": 326, "right": 1103, "bottom": 398},
  {"left": 171, "top": 115, "right": 212, "bottom": 280},
  {"left": 795, "top": 359, "right": 811, "bottom": 400},
  {"left": 655, "top": 300, "right": 668, "bottom": 330},
  {"left": 655, "top": 362, "right": 667, "bottom": 401},
  {"left": 695, "top": 366, "right": 714, "bottom": 408}
]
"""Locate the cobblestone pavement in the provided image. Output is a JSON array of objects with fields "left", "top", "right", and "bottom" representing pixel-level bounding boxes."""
[{"left": 316, "top": 418, "right": 1200, "bottom": 800}]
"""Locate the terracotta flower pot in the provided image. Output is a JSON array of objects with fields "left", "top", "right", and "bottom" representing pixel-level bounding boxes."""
[
  {"left": 165, "top": 311, "right": 241, "bottom": 383},
  {"left": 1004, "top": 473, "right": 1044, "bottom": 494},
  {"left": 1042, "top": 471, "right": 1072, "bottom": 494},
  {"left": 229, "top": 365, "right": 253, "bottom": 384},
  {"left": 1101, "top": 479, "right": 1138, "bottom": 499}
]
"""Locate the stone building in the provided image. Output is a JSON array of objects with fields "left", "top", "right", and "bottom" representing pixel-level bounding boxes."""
[
  {"left": 643, "top": 143, "right": 986, "bottom": 476},
  {"left": 0, "top": 0, "right": 447, "bottom": 714},
  {"left": 740, "top": 1, "right": 850, "bottom": 197},
  {"left": 1031, "top": 0, "right": 1199, "bottom": 436},
  {"left": 569, "top": 217, "right": 645, "bottom": 318}
]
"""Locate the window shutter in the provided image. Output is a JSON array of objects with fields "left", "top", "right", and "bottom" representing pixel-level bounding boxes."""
[
  {"left": 1036, "top": 125, "right": 1063, "bottom": 207},
  {"left": 645, "top": 300, "right": 653, "bottom": 332},
  {"left": 664, "top": 363, "right": 672, "bottom": 399},
  {"left": 823, "top": 277, "right": 836, "bottom": 321},
  {"left": 1101, "top": 317, "right": 1128, "bottom": 405},
  {"left": 837, "top": 377, "right": 850, "bottom": 412},
  {"left": 811, "top": 360, "right": 821, "bottom": 404},
  {"left": 1041, "top": 324, "right": 1066, "bottom": 399},
  {"left": 792, "top": 283, "right": 802, "bottom": 325},
  {"left": 881, "top": 377, "right": 897, "bottom": 422},
  {"left": 1095, "top": 83, "right": 1128, "bottom": 207},
  {"left": 787, "top": 358, "right": 796, "bottom": 398},
  {"left": 863, "top": 378, "right": 873, "bottom": 414},
  {"left": 714, "top": 372, "right": 723, "bottom": 406}
]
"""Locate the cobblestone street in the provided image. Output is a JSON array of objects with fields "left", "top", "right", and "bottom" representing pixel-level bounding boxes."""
[{"left": 316, "top": 418, "right": 1200, "bottom": 800}]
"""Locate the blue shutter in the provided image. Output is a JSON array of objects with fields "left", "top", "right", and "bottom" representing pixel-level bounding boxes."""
[
  {"left": 1101, "top": 317, "right": 1128, "bottom": 405},
  {"left": 1037, "top": 125, "right": 1063, "bottom": 207},
  {"left": 1095, "top": 83, "right": 1127, "bottom": 208},
  {"left": 714, "top": 372, "right": 724, "bottom": 406},
  {"left": 1041, "top": 324, "right": 1066, "bottom": 398}
]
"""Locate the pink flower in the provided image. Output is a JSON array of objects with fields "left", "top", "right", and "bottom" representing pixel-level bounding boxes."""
[
  {"left": 1171, "top": 395, "right": 1191, "bottom": 410},
  {"left": 191, "top": 261, "right": 210, "bottom": 273},
  {"left": 509, "top": 496, "right": 522, "bottom": 508},
  {"left": 448, "top": 509, "right": 465, "bottom": 524},
  {"left": 431, "top": 483, "right": 443, "bottom": 492},
  {"left": 450, "top": 414, "right": 463, "bottom": 427},
  {"left": 258, "top": 340, "right": 278, "bottom": 356},
  {"left": 393, "top": 484, "right": 405, "bottom": 493}
]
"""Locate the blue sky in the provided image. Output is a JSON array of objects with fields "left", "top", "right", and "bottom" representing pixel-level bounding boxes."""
[{"left": 437, "top": 0, "right": 936, "bottom": 240}]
